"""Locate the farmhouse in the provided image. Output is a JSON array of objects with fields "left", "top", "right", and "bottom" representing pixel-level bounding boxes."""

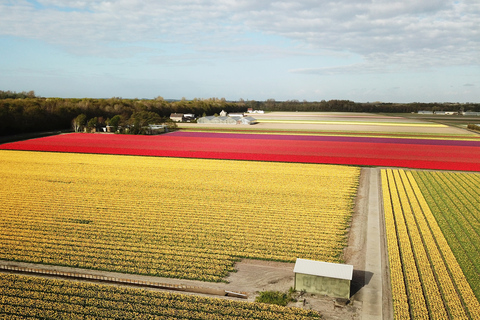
[
  {"left": 170, "top": 113, "right": 184, "bottom": 122},
  {"left": 293, "top": 258, "right": 353, "bottom": 299}
]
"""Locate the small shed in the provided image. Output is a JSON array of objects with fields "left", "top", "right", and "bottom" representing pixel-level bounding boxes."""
[{"left": 293, "top": 258, "right": 353, "bottom": 299}]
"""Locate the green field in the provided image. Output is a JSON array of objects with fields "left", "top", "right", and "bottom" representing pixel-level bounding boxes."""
[{"left": 412, "top": 171, "right": 480, "bottom": 300}]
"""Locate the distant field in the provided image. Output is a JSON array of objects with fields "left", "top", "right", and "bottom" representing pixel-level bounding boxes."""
[
  {"left": 2, "top": 132, "right": 480, "bottom": 171},
  {"left": 0, "top": 150, "right": 359, "bottom": 281},
  {"left": 210, "top": 112, "right": 479, "bottom": 136},
  {"left": 178, "top": 123, "right": 479, "bottom": 140}
]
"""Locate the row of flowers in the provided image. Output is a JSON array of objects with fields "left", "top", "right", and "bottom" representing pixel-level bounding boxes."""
[
  {"left": 412, "top": 171, "right": 480, "bottom": 312},
  {"left": 381, "top": 169, "right": 480, "bottom": 320},
  {"left": 1, "top": 132, "right": 479, "bottom": 171},
  {"left": 1, "top": 274, "right": 321, "bottom": 319}
]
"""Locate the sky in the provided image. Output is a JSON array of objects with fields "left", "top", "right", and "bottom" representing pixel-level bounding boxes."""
[{"left": 0, "top": 0, "right": 479, "bottom": 103}]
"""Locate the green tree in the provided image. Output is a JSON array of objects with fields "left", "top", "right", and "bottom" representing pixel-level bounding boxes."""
[
  {"left": 128, "top": 111, "right": 162, "bottom": 134},
  {"left": 72, "top": 114, "right": 87, "bottom": 132},
  {"left": 107, "top": 115, "right": 121, "bottom": 132},
  {"left": 86, "top": 117, "right": 98, "bottom": 132}
]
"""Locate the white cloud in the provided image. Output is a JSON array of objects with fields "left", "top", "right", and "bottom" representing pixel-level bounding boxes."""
[{"left": 0, "top": 0, "right": 479, "bottom": 71}]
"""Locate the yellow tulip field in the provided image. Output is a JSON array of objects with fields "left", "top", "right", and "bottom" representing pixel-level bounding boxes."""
[
  {"left": 382, "top": 169, "right": 480, "bottom": 320},
  {"left": 0, "top": 150, "right": 359, "bottom": 282},
  {"left": 0, "top": 273, "right": 321, "bottom": 319}
]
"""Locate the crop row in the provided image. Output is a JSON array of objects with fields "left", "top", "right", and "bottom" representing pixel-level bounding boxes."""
[
  {"left": 0, "top": 150, "right": 359, "bottom": 282},
  {"left": 2, "top": 132, "right": 479, "bottom": 171},
  {"left": 411, "top": 170, "right": 480, "bottom": 301},
  {"left": 381, "top": 169, "right": 480, "bottom": 320},
  {"left": 0, "top": 273, "right": 321, "bottom": 319}
]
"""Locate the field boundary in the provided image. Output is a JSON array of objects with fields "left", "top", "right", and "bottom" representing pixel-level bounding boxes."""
[
  {"left": 355, "top": 168, "right": 390, "bottom": 319},
  {"left": 0, "top": 262, "right": 247, "bottom": 299}
]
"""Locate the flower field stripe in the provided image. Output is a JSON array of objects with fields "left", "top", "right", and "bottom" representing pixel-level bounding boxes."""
[
  {"left": 382, "top": 169, "right": 480, "bottom": 319},
  {"left": 454, "top": 172, "right": 480, "bottom": 200},
  {"left": 257, "top": 119, "right": 448, "bottom": 127},
  {"left": 396, "top": 170, "right": 450, "bottom": 320},
  {"left": 0, "top": 274, "right": 321, "bottom": 319},
  {"left": 0, "top": 150, "right": 359, "bottom": 282},
  {"left": 438, "top": 172, "right": 480, "bottom": 235},
  {"left": 386, "top": 169, "right": 429, "bottom": 319},
  {"left": 412, "top": 171, "right": 480, "bottom": 302},
  {"left": 406, "top": 172, "right": 480, "bottom": 320},
  {"left": 179, "top": 126, "right": 480, "bottom": 141},
  {"left": 402, "top": 171, "right": 469, "bottom": 319},
  {"left": 381, "top": 170, "right": 410, "bottom": 320},
  {"left": 417, "top": 172, "right": 480, "bottom": 276},
  {"left": 169, "top": 131, "right": 480, "bottom": 147},
  {"left": 1, "top": 132, "right": 480, "bottom": 171},
  {"left": 414, "top": 175, "right": 480, "bottom": 301}
]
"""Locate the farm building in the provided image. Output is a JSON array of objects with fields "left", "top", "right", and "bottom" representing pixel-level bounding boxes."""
[
  {"left": 434, "top": 111, "right": 458, "bottom": 115},
  {"left": 197, "top": 116, "right": 216, "bottom": 123},
  {"left": 183, "top": 114, "right": 195, "bottom": 121},
  {"left": 418, "top": 110, "right": 433, "bottom": 114},
  {"left": 293, "top": 258, "right": 353, "bottom": 299},
  {"left": 145, "top": 124, "right": 167, "bottom": 134},
  {"left": 228, "top": 112, "right": 245, "bottom": 117},
  {"left": 170, "top": 113, "right": 184, "bottom": 122},
  {"left": 196, "top": 115, "right": 257, "bottom": 125},
  {"left": 240, "top": 116, "right": 257, "bottom": 125},
  {"left": 211, "top": 116, "right": 237, "bottom": 124}
]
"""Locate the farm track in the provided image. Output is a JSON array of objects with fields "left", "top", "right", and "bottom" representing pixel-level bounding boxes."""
[
  {"left": 345, "top": 168, "right": 392, "bottom": 320},
  {"left": 0, "top": 260, "right": 246, "bottom": 298}
]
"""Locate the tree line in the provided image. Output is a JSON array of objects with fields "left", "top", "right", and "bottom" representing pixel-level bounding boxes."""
[
  {"left": 0, "top": 95, "right": 244, "bottom": 135},
  {"left": 1, "top": 90, "right": 479, "bottom": 136}
]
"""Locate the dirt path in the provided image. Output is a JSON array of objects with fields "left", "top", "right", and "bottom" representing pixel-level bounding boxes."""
[{"left": 346, "top": 168, "right": 392, "bottom": 319}]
